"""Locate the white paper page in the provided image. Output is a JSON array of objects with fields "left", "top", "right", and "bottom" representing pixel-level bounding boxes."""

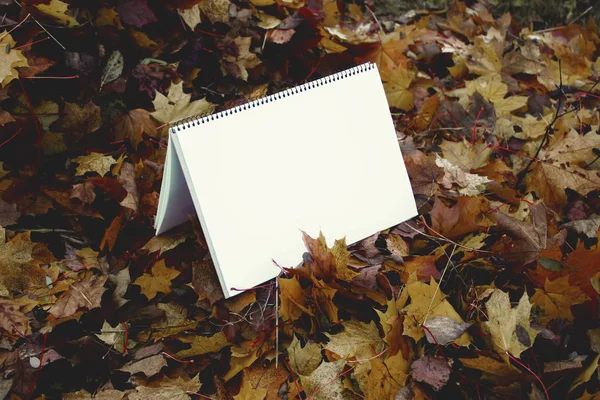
[
  {"left": 172, "top": 64, "right": 417, "bottom": 298},
  {"left": 154, "top": 135, "right": 196, "bottom": 235}
]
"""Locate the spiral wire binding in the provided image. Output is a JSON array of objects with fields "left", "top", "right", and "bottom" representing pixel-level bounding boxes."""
[{"left": 170, "top": 62, "right": 376, "bottom": 133}]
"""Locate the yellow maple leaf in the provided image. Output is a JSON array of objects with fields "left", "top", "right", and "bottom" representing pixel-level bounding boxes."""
[
  {"left": 298, "top": 359, "right": 345, "bottom": 400},
  {"left": 151, "top": 81, "right": 215, "bottom": 129},
  {"left": 134, "top": 259, "right": 180, "bottom": 300},
  {"left": 325, "top": 319, "right": 384, "bottom": 360},
  {"left": 403, "top": 278, "right": 471, "bottom": 346},
  {"left": 176, "top": 331, "right": 229, "bottom": 358},
  {"left": 484, "top": 289, "right": 538, "bottom": 360},
  {"left": 35, "top": 0, "right": 79, "bottom": 27},
  {"left": 287, "top": 335, "right": 322, "bottom": 375},
  {"left": 72, "top": 152, "right": 116, "bottom": 177},
  {"left": 0, "top": 32, "right": 29, "bottom": 87},
  {"left": 531, "top": 276, "right": 590, "bottom": 324},
  {"left": 381, "top": 67, "right": 414, "bottom": 110},
  {"left": 234, "top": 378, "right": 267, "bottom": 400}
]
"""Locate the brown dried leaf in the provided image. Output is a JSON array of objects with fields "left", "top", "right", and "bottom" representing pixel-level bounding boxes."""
[
  {"left": 49, "top": 272, "right": 107, "bottom": 318},
  {"left": 134, "top": 259, "right": 180, "bottom": 300},
  {"left": 411, "top": 355, "right": 451, "bottom": 391}
]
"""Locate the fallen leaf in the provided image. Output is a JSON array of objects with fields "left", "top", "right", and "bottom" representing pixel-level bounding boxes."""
[
  {"left": 35, "top": 0, "right": 79, "bottom": 26},
  {"left": 101, "top": 51, "right": 124, "bottom": 89},
  {"left": 403, "top": 151, "right": 443, "bottom": 197},
  {"left": 116, "top": 0, "right": 158, "bottom": 28},
  {"left": 403, "top": 278, "right": 471, "bottom": 346},
  {"left": 459, "top": 355, "right": 520, "bottom": 378},
  {"left": 381, "top": 67, "right": 414, "bottom": 110},
  {"left": 0, "top": 231, "right": 54, "bottom": 295},
  {"left": 70, "top": 181, "right": 96, "bottom": 204},
  {"left": 49, "top": 272, "right": 107, "bottom": 318},
  {"left": 73, "top": 153, "right": 116, "bottom": 177},
  {"left": 496, "top": 203, "right": 548, "bottom": 265},
  {"left": 531, "top": 276, "right": 590, "bottom": 324},
  {"left": 199, "top": 0, "right": 231, "bottom": 24},
  {"left": 234, "top": 377, "right": 267, "bottom": 400},
  {"left": 134, "top": 259, "right": 181, "bottom": 300},
  {"left": 561, "top": 214, "right": 600, "bottom": 239},
  {"left": 0, "top": 32, "right": 29, "bottom": 87},
  {"left": 95, "top": 321, "right": 128, "bottom": 353},
  {"left": 119, "top": 354, "right": 167, "bottom": 377},
  {"left": 118, "top": 162, "right": 139, "bottom": 211},
  {"left": 484, "top": 289, "right": 538, "bottom": 360},
  {"left": 151, "top": 81, "right": 215, "bottom": 126},
  {"left": 302, "top": 232, "right": 358, "bottom": 281},
  {"left": 411, "top": 355, "right": 451, "bottom": 391},
  {"left": 430, "top": 196, "right": 493, "bottom": 239},
  {"left": 142, "top": 232, "right": 189, "bottom": 254},
  {"left": 221, "top": 37, "right": 262, "bottom": 81},
  {"left": 238, "top": 363, "right": 292, "bottom": 400},
  {"left": 192, "top": 260, "right": 224, "bottom": 305},
  {"left": 100, "top": 213, "right": 125, "bottom": 251},
  {"left": 299, "top": 359, "right": 346, "bottom": 400},
  {"left": 129, "top": 375, "right": 201, "bottom": 400},
  {"left": 325, "top": 319, "right": 384, "bottom": 360},
  {"left": 0, "top": 109, "right": 15, "bottom": 126},
  {"left": 0, "top": 197, "right": 19, "bottom": 226},
  {"left": 176, "top": 331, "right": 229, "bottom": 358},
  {"left": 0, "top": 297, "right": 31, "bottom": 336},
  {"left": 287, "top": 335, "right": 322, "bottom": 375},
  {"left": 56, "top": 101, "right": 102, "bottom": 135},
  {"left": 278, "top": 275, "right": 312, "bottom": 321},
  {"left": 423, "top": 316, "right": 472, "bottom": 346},
  {"left": 178, "top": 6, "right": 201, "bottom": 30}
]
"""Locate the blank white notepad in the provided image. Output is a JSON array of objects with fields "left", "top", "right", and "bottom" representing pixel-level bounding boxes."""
[{"left": 155, "top": 63, "right": 417, "bottom": 298}]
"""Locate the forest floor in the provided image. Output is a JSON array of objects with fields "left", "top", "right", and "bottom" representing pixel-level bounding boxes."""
[{"left": 1, "top": 1, "right": 600, "bottom": 399}]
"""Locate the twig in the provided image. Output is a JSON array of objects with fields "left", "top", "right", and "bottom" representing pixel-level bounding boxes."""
[{"left": 515, "top": 59, "right": 563, "bottom": 188}]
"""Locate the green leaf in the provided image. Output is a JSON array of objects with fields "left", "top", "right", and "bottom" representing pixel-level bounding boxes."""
[{"left": 539, "top": 258, "right": 564, "bottom": 271}]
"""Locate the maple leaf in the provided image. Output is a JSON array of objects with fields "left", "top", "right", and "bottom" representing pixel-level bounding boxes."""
[
  {"left": 221, "top": 37, "right": 262, "bottom": 81},
  {"left": 278, "top": 275, "right": 313, "bottom": 321},
  {"left": 430, "top": 196, "right": 493, "bottom": 239},
  {"left": 360, "top": 35, "right": 412, "bottom": 74},
  {"left": 129, "top": 375, "right": 201, "bottom": 400},
  {"left": 496, "top": 203, "right": 548, "bottom": 265},
  {"left": 138, "top": 302, "right": 196, "bottom": 342},
  {"left": 96, "top": 7, "right": 124, "bottom": 29},
  {"left": 0, "top": 32, "right": 29, "bottom": 87},
  {"left": 35, "top": 0, "right": 79, "bottom": 26},
  {"left": 192, "top": 260, "right": 224, "bottom": 305},
  {"left": 298, "top": 359, "right": 346, "bottom": 400},
  {"left": 0, "top": 297, "right": 32, "bottom": 336},
  {"left": 526, "top": 130, "right": 600, "bottom": 208},
  {"left": 134, "top": 259, "right": 180, "bottom": 300},
  {"left": 119, "top": 354, "right": 167, "bottom": 377},
  {"left": 325, "top": 319, "right": 384, "bottom": 360},
  {"left": 302, "top": 231, "right": 358, "bottom": 281},
  {"left": 151, "top": 81, "right": 215, "bottom": 127},
  {"left": 381, "top": 67, "right": 414, "bottom": 110},
  {"left": 529, "top": 237, "right": 600, "bottom": 302},
  {"left": 459, "top": 354, "right": 521, "bottom": 378},
  {"left": 70, "top": 181, "right": 96, "bottom": 204},
  {"left": 363, "top": 354, "right": 408, "bottom": 399},
  {"left": 403, "top": 278, "right": 471, "bottom": 346},
  {"left": 484, "top": 289, "right": 538, "bottom": 360},
  {"left": 95, "top": 321, "right": 128, "bottom": 354},
  {"left": 422, "top": 316, "right": 472, "bottom": 346},
  {"left": 234, "top": 378, "right": 267, "bottom": 400},
  {"left": 118, "top": 162, "right": 139, "bottom": 212},
  {"left": 404, "top": 151, "right": 443, "bottom": 197},
  {"left": 287, "top": 335, "right": 322, "bottom": 375},
  {"left": 0, "top": 230, "right": 54, "bottom": 295},
  {"left": 72, "top": 152, "right": 116, "bottom": 177},
  {"left": 142, "top": 232, "right": 189, "bottom": 254},
  {"left": 237, "top": 363, "right": 293, "bottom": 400},
  {"left": 48, "top": 272, "right": 107, "bottom": 318},
  {"left": 115, "top": 0, "right": 158, "bottom": 28},
  {"left": 531, "top": 276, "right": 590, "bottom": 324},
  {"left": 56, "top": 101, "right": 101, "bottom": 135}
]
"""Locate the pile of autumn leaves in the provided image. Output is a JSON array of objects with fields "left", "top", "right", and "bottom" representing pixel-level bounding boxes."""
[{"left": 1, "top": 0, "right": 600, "bottom": 399}]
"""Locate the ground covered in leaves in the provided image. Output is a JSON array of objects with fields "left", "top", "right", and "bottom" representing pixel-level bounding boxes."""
[{"left": 1, "top": 0, "right": 600, "bottom": 399}]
